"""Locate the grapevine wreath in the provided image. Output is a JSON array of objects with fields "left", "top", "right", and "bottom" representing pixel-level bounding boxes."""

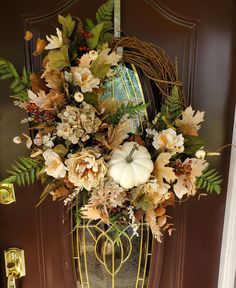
[{"left": 0, "top": 0, "right": 221, "bottom": 241}]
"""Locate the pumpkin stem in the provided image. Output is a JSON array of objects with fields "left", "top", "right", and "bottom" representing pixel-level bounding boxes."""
[{"left": 126, "top": 144, "right": 139, "bottom": 163}]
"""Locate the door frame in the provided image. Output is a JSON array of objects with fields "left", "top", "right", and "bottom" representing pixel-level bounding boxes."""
[{"left": 218, "top": 107, "right": 236, "bottom": 288}]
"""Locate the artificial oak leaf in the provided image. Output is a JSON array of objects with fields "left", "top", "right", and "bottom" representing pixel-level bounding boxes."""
[
  {"left": 155, "top": 207, "right": 166, "bottom": 217},
  {"left": 157, "top": 215, "right": 167, "bottom": 228},
  {"left": 81, "top": 205, "right": 109, "bottom": 223},
  {"left": 103, "top": 118, "right": 132, "bottom": 150},
  {"left": 99, "top": 97, "right": 120, "bottom": 115},
  {"left": 43, "top": 70, "right": 63, "bottom": 89},
  {"left": 176, "top": 106, "right": 205, "bottom": 136},
  {"left": 47, "top": 45, "right": 70, "bottom": 71},
  {"left": 58, "top": 14, "right": 75, "bottom": 37},
  {"left": 79, "top": 53, "right": 92, "bottom": 68},
  {"left": 51, "top": 186, "right": 70, "bottom": 201},
  {"left": 153, "top": 152, "right": 177, "bottom": 185},
  {"left": 87, "top": 22, "right": 104, "bottom": 49},
  {"left": 30, "top": 72, "right": 48, "bottom": 93}
]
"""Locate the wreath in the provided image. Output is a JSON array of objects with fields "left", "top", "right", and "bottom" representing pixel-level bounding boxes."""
[{"left": 0, "top": 0, "right": 221, "bottom": 241}]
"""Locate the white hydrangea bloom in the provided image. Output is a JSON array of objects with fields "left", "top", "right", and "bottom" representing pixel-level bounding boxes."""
[
  {"left": 56, "top": 103, "right": 101, "bottom": 144},
  {"left": 90, "top": 178, "right": 127, "bottom": 208}
]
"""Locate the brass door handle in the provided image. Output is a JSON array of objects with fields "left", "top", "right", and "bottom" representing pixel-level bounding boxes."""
[{"left": 4, "top": 248, "right": 26, "bottom": 288}]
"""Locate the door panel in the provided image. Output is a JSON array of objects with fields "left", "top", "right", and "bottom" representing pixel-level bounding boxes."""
[{"left": 0, "top": 0, "right": 235, "bottom": 287}]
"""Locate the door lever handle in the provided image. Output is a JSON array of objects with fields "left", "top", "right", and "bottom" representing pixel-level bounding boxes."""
[
  {"left": 7, "top": 273, "right": 17, "bottom": 288},
  {"left": 4, "top": 248, "right": 26, "bottom": 288}
]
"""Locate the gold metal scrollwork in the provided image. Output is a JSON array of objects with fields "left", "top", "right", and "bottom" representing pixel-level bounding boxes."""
[{"left": 74, "top": 220, "right": 152, "bottom": 288}]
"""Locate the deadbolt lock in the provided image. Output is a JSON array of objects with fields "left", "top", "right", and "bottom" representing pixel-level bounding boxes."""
[
  {"left": 0, "top": 184, "right": 16, "bottom": 205},
  {"left": 4, "top": 248, "right": 26, "bottom": 288}
]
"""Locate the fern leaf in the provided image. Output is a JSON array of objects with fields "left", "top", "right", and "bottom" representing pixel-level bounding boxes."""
[
  {"left": 1, "top": 175, "right": 17, "bottom": 184},
  {"left": 22, "top": 67, "right": 28, "bottom": 84},
  {"left": 96, "top": 0, "right": 114, "bottom": 26},
  {"left": 85, "top": 18, "right": 95, "bottom": 31},
  {"left": 110, "top": 101, "right": 149, "bottom": 125},
  {"left": 96, "top": 0, "right": 114, "bottom": 44},
  {"left": 0, "top": 58, "right": 30, "bottom": 100},
  {"left": 161, "top": 85, "right": 183, "bottom": 124},
  {"left": 2, "top": 156, "right": 43, "bottom": 186},
  {"left": 196, "top": 168, "right": 222, "bottom": 194}
]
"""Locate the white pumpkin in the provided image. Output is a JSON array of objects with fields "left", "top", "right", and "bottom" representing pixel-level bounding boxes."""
[{"left": 108, "top": 141, "right": 154, "bottom": 189}]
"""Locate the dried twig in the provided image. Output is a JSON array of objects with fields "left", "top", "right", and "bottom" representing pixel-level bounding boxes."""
[{"left": 113, "top": 36, "right": 185, "bottom": 102}]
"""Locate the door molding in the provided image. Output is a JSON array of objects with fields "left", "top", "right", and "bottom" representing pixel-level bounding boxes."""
[{"left": 218, "top": 108, "right": 236, "bottom": 288}]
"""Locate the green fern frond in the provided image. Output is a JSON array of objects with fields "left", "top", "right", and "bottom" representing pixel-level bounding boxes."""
[
  {"left": 1, "top": 156, "right": 42, "bottom": 187},
  {"left": 85, "top": 18, "right": 95, "bottom": 31},
  {"left": 96, "top": 0, "right": 114, "bottom": 43},
  {"left": 161, "top": 85, "right": 183, "bottom": 124},
  {"left": 96, "top": 0, "right": 114, "bottom": 26},
  {"left": 196, "top": 168, "right": 222, "bottom": 194},
  {"left": 110, "top": 101, "right": 149, "bottom": 125},
  {"left": 0, "top": 58, "right": 30, "bottom": 100}
]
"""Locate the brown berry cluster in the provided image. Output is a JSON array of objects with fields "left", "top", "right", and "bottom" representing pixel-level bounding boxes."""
[
  {"left": 78, "top": 46, "right": 90, "bottom": 52},
  {"left": 175, "top": 159, "right": 193, "bottom": 177},
  {"left": 80, "top": 30, "right": 93, "bottom": 38},
  {"left": 26, "top": 103, "right": 55, "bottom": 124},
  {"left": 110, "top": 206, "right": 129, "bottom": 224}
]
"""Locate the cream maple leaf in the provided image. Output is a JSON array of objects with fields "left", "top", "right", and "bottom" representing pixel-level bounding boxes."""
[
  {"left": 81, "top": 205, "right": 109, "bottom": 223},
  {"left": 81, "top": 206, "right": 102, "bottom": 220},
  {"left": 79, "top": 53, "right": 92, "bottom": 68},
  {"left": 28, "top": 89, "right": 47, "bottom": 107},
  {"left": 104, "top": 117, "right": 132, "bottom": 150},
  {"left": 153, "top": 152, "right": 177, "bottom": 185},
  {"left": 176, "top": 106, "right": 205, "bottom": 136},
  {"left": 173, "top": 158, "right": 208, "bottom": 199},
  {"left": 44, "top": 71, "right": 63, "bottom": 89},
  {"left": 78, "top": 51, "right": 99, "bottom": 68},
  {"left": 99, "top": 46, "right": 121, "bottom": 66},
  {"left": 96, "top": 46, "right": 121, "bottom": 77}
]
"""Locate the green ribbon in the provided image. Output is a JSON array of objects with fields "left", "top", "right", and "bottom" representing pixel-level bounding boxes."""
[
  {"left": 114, "top": 0, "right": 123, "bottom": 56},
  {"left": 114, "top": 0, "right": 121, "bottom": 38}
]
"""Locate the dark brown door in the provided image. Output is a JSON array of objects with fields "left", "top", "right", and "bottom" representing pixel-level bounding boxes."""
[{"left": 0, "top": 0, "right": 235, "bottom": 287}]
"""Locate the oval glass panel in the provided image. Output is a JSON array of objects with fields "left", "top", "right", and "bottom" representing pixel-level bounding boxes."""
[{"left": 72, "top": 64, "right": 153, "bottom": 288}]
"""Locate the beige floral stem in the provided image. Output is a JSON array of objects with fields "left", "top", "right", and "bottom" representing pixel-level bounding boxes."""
[{"left": 126, "top": 144, "right": 139, "bottom": 163}]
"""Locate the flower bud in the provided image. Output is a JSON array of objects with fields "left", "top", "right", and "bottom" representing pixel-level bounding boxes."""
[{"left": 195, "top": 149, "right": 206, "bottom": 159}]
